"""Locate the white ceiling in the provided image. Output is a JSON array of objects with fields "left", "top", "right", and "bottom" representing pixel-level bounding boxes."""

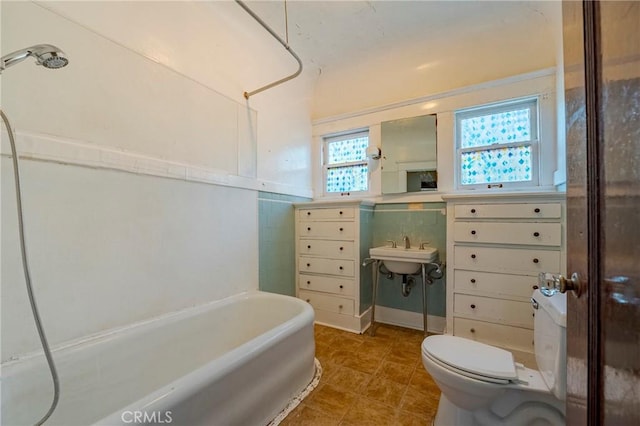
[{"left": 243, "top": 0, "right": 559, "bottom": 73}]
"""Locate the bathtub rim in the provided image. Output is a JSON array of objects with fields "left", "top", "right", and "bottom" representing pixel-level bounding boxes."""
[
  {"left": 2, "top": 290, "right": 311, "bottom": 367},
  {"left": 91, "top": 290, "right": 315, "bottom": 425}
]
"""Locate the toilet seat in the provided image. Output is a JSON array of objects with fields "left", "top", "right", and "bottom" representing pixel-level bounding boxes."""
[
  {"left": 422, "top": 335, "right": 519, "bottom": 385},
  {"left": 423, "top": 351, "right": 512, "bottom": 384}
]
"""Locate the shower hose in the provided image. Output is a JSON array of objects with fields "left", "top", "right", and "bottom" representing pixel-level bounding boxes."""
[{"left": 1, "top": 109, "right": 60, "bottom": 426}]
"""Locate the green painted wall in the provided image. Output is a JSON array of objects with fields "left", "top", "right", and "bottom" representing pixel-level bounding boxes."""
[
  {"left": 359, "top": 207, "right": 375, "bottom": 313},
  {"left": 372, "top": 202, "right": 447, "bottom": 317},
  {"left": 258, "top": 192, "right": 310, "bottom": 295},
  {"left": 258, "top": 195, "right": 447, "bottom": 317}
]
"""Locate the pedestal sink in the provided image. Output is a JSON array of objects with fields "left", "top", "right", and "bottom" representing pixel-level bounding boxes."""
[{"left": 369, "top": 246, "right": 439, "bottom": 274}]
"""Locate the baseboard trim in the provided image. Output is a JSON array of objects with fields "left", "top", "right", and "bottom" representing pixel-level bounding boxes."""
[
  {"left": 374, "top": 305, "right": 445, "bottom": 334},
  {"left": 313, "top": 306, "right": 372, "bottom": 334}
]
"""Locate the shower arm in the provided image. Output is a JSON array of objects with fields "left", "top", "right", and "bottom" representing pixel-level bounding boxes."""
[
  {"left": 235, "top": 0, "right": 303, "bottom": 99},
  {"left": 1, "top": 48, "right": 32, "bottom": 72}
]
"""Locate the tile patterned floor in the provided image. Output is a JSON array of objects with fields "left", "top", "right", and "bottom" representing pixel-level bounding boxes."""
[{"left": 281, "top": 323, "right": 441, "bottom": 426}]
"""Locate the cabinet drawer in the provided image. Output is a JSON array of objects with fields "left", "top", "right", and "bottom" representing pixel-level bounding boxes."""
[
  {"left": 454, "top": 270, "right": 539, "bottom": 299},
  {"left": 299, "top": 208, "right": 355, "bottom": 221},
  {"left": 299, "top": 290, "right": 354, "bottom": 315},
  {"left": 298, "top": 239, "right": 355, "bottom": 259},
  {"left": 454, "top": 317, "right": 534, "bottom": 353},
  {"left": 298, "top": 274, "right": 355, "bottom": 297},
  {"left": 454, "top": 294, "right": 534, "bottom": 329},
  {"left": 454, "top": 222, "right": 561, "bottom": 246},
  {"left": 298, "top": 221, "right": 355, "bottom": 239},
  {"left": 298, "top": 258, "right": 355, "bottom": 277},
  {"left": 454, "top": 245, "right": 561, "bottom": 275},
  {"left": 454, "top": 203, "right": 561, "bottom": 219}
]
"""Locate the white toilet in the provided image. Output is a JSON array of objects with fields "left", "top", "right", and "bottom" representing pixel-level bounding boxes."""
[{"left": 422, "top": 289, "right": 567, "bottom": 426}]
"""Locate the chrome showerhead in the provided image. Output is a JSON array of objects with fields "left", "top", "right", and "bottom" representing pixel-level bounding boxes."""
[
  {"left": 36, "top": 50, "right": 68, "bottom": 69},
  {"left": 0, "top": 44, "right": 69, "bottom": 73}
]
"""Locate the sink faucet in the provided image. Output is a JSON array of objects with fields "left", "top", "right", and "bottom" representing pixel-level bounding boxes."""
[{"left": 402, "top": 236, "right": 410, "bottom": 249}]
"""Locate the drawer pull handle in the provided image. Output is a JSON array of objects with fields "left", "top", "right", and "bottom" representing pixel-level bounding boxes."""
[
  {"left": 339, "top": 227, "right": 344, "bottom": 231},
  {"left": 533, "top": 232, "right": 540, "bottom": 237},
  {"left": 339, "top": 285, "right": 344, "bottom": 289},
  {"left": 339, "top": 247, "right": 344, "bottom": 251},
  {"left": 307, "top": 211, "right": 311, "bottom": 216},
  {"left": 533, "top": 285, "right": 539, "bottom": 289},
  {"left": 470, "top": 278, "right": 476, "bottom": 284},
  {"left": 470, "top": 304, "right": 476, "bottom": 309},
  {"left": 533, "top": 258, "right": 539, "bottom": 264},
  {"left": 306, "top": 263, "right": 311, "bottom": 267},
  {"left": 471, "top": 230, "right": 477, "bottom": 235},
  {"left": 471, "top": 254, "right": 476, "bottom": 259},
  {"left": 339, "top": 305, "right": 343, "bottom": 309},
  {"left": 534, "top": 208, "right": 541, "bottom": 213},
  {"left": 307, "top": 227, "right": 311, "bottom": 231},
  {"left": 307, "top": 281, "right": 311, "bottom": 285},
  {"left": 307, "top": 245, "right": 311, "bottom": 249},
  {"left": 339, "top": 266, "right": 344, "bottom": 270},
  {"left": 470, "top": 328, "right": 476, "bottom": 333},
  {"left": 306, "top": 299, "right": 310, "bottom": 303},
  {"left": 339, "top": 211, "right": 343, "bottom": 215},
  {"left": 471, "top": 208, "right": 476, "bottom": 214}
]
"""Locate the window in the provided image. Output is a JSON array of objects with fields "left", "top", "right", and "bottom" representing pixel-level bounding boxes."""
[
  {"left": 323, "top": 131, "right": 369, "bottom": 194},
  {"left": 456, "top": 98, "right": 538, "bottom": 189}
]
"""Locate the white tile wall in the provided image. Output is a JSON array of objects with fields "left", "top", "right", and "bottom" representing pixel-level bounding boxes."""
[
  {"left": 1, "top": 158, "right": 258, "bottom": 360},
  {"left": 0, "top": 1, "right": 312, "bottom": 361}
]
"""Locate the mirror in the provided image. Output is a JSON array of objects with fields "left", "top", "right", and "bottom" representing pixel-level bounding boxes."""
[{"left": 381, "top": 114, "right": 437, "bottom": 194}]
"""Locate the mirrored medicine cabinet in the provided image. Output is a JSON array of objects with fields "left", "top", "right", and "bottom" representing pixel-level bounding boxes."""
[{"left": 381, "top": 114, "right": 437, "bottom": 194}]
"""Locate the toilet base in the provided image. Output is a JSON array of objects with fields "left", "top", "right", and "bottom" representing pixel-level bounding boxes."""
[
  {"left": 434, "top": 394, "right": 475, "bottom": 426},
  {"left": 434, "top": 393, "right": 565, "bottom": 426}
]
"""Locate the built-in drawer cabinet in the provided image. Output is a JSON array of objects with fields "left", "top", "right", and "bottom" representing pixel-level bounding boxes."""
[
  {"left": 298, "top": 258, "right": 355, "bottom": 277},
  {"left": 454, "top": 203, "right": 561, "bottom": 219},
  {"left": 299, "top": 208, "right": 355, "bottom": 221},
  {"left": 298, "top": 274, "right": 355, "bottom": 297},
  {"left": 454, "top": 246, "right": 561, "bottom": 275},
  {"left": 298, "top": 239, "right": 355, "bottom": 258},
  {"left": 299, "top": 290, "right": 355, "bottom": 316},
  {"left": 453, "top": 222, "right": 562, "bottom": 246},
  {"left": 445, "top": 196, "right": 565, "bottom": 354},
  {"left": 295, "top": 201, "right": 373, "bottom": 333},
  {"left": 298, "top": 221, "right": 355, "bottom": 239},
  {"left": 454, "top": 317, "right": 534, "bottom": 353},
  {"left": 454, "top": 294, "right": 534, "bottom": 329},
  {"left": 454, "top": 270, "right": 539, "bottom": 299}
]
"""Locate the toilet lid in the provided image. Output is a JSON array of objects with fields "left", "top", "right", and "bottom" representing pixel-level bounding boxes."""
[
  {"left": 424, "top": 352, "right": 512, "bottom": 384},
  {"left": 422, "top": 335, "right": 518, "bottom": 382}
]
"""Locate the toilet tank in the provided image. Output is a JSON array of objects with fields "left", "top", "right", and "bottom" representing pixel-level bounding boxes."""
[{"left": 532, "top": 289, "right": 567, "bottom": 400}]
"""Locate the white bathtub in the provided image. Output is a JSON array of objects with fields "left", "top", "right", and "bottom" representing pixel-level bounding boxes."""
[{"left": 2, "top": 291, "right": 316, "bottom": 426}]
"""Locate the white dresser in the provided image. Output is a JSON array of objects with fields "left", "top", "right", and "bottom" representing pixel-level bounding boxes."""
[
  {"left": 443, "top": 193, "right": 566, "bottom": 355},
  {"left": 294, "top": 201, "right": 374, "bottom": 333}
]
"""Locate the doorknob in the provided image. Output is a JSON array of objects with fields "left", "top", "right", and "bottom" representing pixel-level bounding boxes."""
[{"left": 538, "top": 272, "right": 583, "bottom": 297}]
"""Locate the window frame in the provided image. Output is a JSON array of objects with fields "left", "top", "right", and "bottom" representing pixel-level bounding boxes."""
[
  {"left": 322, "top": 130, "right": 370, "bottom": 197},
  {"left": 455, "top": 97, "right": 540, "bottom": 190}
]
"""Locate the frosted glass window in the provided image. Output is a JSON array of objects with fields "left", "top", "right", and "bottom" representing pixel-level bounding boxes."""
[
  {"left": 460, "top": 109, "right": 531, "bottom": 148},
  {"left": 327, "top": 136, "right": 368, "bottom": 164},
  {"left": 323, "top": 131, "right": 369, "bottom": 194},
  {"left": 326, "top": 164, "right": 369, "bottom": 193},
  {"left": 456, "top": 98, "right": 538, "bottom": 188},
  {"left": 461, "top": 145, "right": 532, "bottom": 185}
]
